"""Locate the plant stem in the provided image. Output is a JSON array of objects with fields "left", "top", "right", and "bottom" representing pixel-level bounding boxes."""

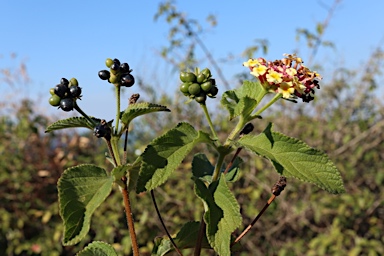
[
  {"left": 223, "top": 147, "right": 242, "bottom": 174},
  {"left": 200, "top": 103, "right": 218, "bottom": 140},
  {"left": 253, "top": 93, "right": 282, "bottom": 117},
  {"left": 225, "top": 116, "right": 247, "bottom": 146},
  {"left": 105, "top": 139, "right": 118, "bottom": 167},
  {"left": 123, "top": 129, "right": 129, "bottom": 165},
  {"left": 231, "top": 195, "right": 276, "bottom": 247},
  {"left": 114, "top": 85, "right": 121, "bottom": 135},
  {"left": 194, "top": 215, "right": 206, "bottom": 256},
  {"left": 121, "top": 182, "right": 140, "bottom": 256},
  {"left": 194, "top": 153, "right": 226, "bottom": 255},
  {"left": 73, "top": 102, "right": 97, "bottom": 126},
  {"left": 212, "top": 152, "right": 226, "bottom": 182},
  {"left": 151, "top": 190, "right": 183, "bottom": 256},
  {"left": 110, "top": 137, "right": 121, "bottom": 166}
]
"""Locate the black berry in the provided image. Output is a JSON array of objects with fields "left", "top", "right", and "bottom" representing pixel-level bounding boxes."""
[
  {"left": 60, "top": 78, "right": 69, "bottom": 86},
  {"left": 60, "top": 98, "right": 74, "bottom": 112},
  {"left": 121, "top": 74, "right": 135, "bottom": 87},
  {"left": 98, "top": 70, "right": 110, "bottom": 80},
  {"left": 120, "top": 63, "right": 130, "bottom": 73},
  {"left": 54, "top": 84, "right": 69, "bottom": 98},
  {"left": 113, "top": 58, "right": 121, "bottom": 66},
  {"left": 70, "top": 86, "right": 82, "bottom": 98}
]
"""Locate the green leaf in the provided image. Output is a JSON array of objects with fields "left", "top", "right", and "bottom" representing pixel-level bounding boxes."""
[
  {"left": 137, "top": 122, "right": 212, "bottom": 192},
  {"left": 45, "top": 116, "right": 100, "bottom": 133},
  {"left": 192, "top": 153, "right": 214, "bottom": 183},
  {"left": 151, "top": 221, "right": 211, "bottom": 256},
  {"left": 120, "top": 102, "right": 170, "bottom": 126},
  {"left": 192, "top": 153, "right": 243, "bottom": 183},
  {"left": 237, "top": 123, "right": 345, "bottom": 194},
  {"left": 221, "top": 80, "right": 266, "bottom": 120},
  {"left": 58, "top": 164, "right": 113, "bottom": 245},
  {"left": 152, "top": 237, "right": 173, "bottom": 256},
  {"left": 224, "top": 157, "right": 243, "bottom": 182},
  {"left": 77, "top": 241, "right": 117, "bottom": 256},
  {"left": 194, "top": 176, "right": 242, "bottom": 255}
]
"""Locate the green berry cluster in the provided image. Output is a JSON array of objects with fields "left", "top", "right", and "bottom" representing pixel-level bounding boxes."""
[
  {"left": 98, "top": 58, "right": 135, "bottom": 87},
  {"left": 49, "top": 78, "right": 82, "bottom": 111},
  {"left": 179, "top": 68, "right": 218, "bottom": 104}
]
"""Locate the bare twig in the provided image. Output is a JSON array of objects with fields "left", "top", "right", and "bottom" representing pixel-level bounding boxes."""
[
  {"left": 232, "top": 177, "right": 287, "bottom": 246},
  {"left": 151, "top": 190, "right": 183, "bottom": 256}
]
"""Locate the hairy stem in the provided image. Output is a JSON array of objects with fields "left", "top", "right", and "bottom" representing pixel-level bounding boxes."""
[
  {"left": 200, "top": 103, "right": 218, "bottom": 140},
  {"left": 121, "top": 182, "right": 140, "bottom": 256},
  {"left": 105, "top": 139, "right": 118, "bottom": 167},
  {"left": 114, "top": 85, "right": 121, "bottom": 135},
  {"left": 110, "top": 137, "right": 121, "bottom": 166}
]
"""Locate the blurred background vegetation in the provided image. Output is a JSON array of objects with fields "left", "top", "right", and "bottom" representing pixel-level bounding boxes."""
[{"left": 1, "top": 1, "right": 383, "bottom": 255}]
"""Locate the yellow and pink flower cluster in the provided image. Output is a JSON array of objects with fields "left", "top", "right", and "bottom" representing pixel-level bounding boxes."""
[{"left": 243, "top": 54, "right": 321, "bottom": 102}]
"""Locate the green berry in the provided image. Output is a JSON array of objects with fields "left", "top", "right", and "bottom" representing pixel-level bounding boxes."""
[
  {"left": 201, "top": 81, "right": 213, "bottom": 92},
  {"left": 197, "top": 73, "right": 206, "bottom": 83},
  {"left": 105, "top": 58, "right": 113, "bottom": 68},
  {"left": 49, "top": 95, "right": 61, "bottom": 106},
  {"left": 201, "top": 68, "right": 211, "bottom": 78},
  {"left": 195, "top": 93, "right": 207, "bottom": 104},
  {"left": 180, "top": 72, "right": 197, "bottom": 83},
  {"left": 180, "top": 83, "right": 190, "bottom": 94},
  {"left": 188, "top": 83, "right": 201, "bottom": 96},
  {"left": 49, "top": 88, "right": 55, "bottom": 95},
  {"left": 109, "top": 73, "right": 119, "bottom": 84},
  {"left": 69, "top": 78, "right": 78, "bottom": 87}
]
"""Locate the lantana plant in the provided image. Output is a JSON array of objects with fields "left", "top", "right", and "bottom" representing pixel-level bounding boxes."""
[{"left": 46, "top": 54, "right": 344, "bottom": 255}]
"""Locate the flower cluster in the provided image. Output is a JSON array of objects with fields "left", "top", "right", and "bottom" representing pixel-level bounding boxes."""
[{"left": 243, "top": 54, "right": 321, "bottom": 102}]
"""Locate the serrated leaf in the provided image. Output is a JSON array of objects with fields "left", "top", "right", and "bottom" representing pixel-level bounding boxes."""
[
  {"left": 58, "top": 164, "right": 113, "bottom": 245},
  {"left": 221, "top": 81, "right": 266, "bottom": 120},
  {"left": 194, "top": 176, "right": 242, "bottom": 255},
  {"left": 46, "top": 116, "right": 100, "bottom": 133},
  {"left": 237, "top": 123, "right": 345, "bottom": 194},
  {"left": 77, "top": 241, "right": 117, "bottom": 256},
  {"left": 120, "top": 102, "right": 170, "bottom": 126},
  {"left": 151, "top": 221, "right": 211, "bottom": 256},
  {"left": 137, "top": 122, "right": 212, "bottom": 192}
]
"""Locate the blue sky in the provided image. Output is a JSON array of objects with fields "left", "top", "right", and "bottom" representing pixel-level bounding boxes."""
[{"left": 1, "top": 1, "right": 384, "bottom": 120}]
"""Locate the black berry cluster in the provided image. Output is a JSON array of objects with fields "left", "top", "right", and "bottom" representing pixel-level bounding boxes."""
[
  {"left": 179, "top": 68, "right": 218, "bottom": 104},
  {"left": 49, "top": 78, "right": 82, "bottom": 111},
  {"left": 98, "top": 58, "right": 135, "bottom": 87}
]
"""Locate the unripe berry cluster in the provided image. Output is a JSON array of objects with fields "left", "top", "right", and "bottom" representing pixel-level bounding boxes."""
[
  {"left": 98, "top": 58, "right": 135, "bottom": 87},
  {"left": 179, "top": 68, "right": 218, "bottom": 104},
  {"left": 49, "top": 78, "right": 82, "bottom": 111}
]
